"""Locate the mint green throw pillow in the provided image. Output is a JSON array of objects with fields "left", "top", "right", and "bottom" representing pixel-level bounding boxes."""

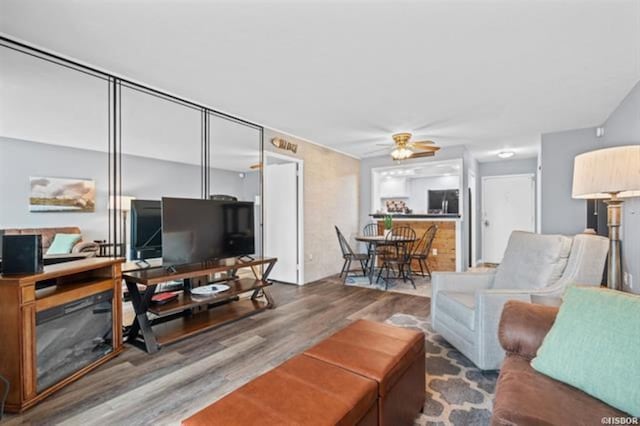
[
  {"left": 531, "top": 286, "right": 640, "bottom": 416},
  {"left": 46, "top": 233, "right": 81, "bottom": 255}
]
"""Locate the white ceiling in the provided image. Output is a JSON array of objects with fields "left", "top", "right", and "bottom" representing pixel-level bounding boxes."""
[{"left": 1, "top": 0, "right": 639, "bottom": 162}]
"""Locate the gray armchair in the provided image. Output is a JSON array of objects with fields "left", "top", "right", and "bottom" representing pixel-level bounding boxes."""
[{"left": 431, "top": 231, "right": 608, "bottom": 370}]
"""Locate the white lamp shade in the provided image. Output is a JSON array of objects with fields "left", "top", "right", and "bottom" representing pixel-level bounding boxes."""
[
  {"left": 108, "top": 195, "right": 135, "bottom": 211},
  {"left": 572, "top": 145, "right": 640, "bottom": 199}
]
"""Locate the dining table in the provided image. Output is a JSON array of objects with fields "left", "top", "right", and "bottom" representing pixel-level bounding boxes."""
[{"left": 355, "top": 234, "right": 417, "bottom": 285}]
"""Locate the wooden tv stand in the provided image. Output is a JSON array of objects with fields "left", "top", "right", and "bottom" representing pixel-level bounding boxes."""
[
  {"left": 0, "top": 258, "right": 124, "bottom": 413},
  {"left": 122, "top": 256, "right": 277, "bottom": 353}
]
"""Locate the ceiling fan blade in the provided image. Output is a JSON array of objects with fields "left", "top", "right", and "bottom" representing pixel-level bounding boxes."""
[
  {"left": 409, "top": 151, "right": 436, "bottom": 158},
  {"left": 250, "top": 163, "right": 263, "bottom": 169},
  {"left": 411, "top": 145, "right": 441, "bottom": 152},
  {"left": 411, "top": 141, "right": 436, "bottom": 147}
]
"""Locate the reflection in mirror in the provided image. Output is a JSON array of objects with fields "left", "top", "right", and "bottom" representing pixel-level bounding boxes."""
[
  {"left": 209, "top": 113, "right": 262, "bottom": 257},
  {"left": 0, "top": 45, "right": 111, "bottom": 260},
  {"left": 120, "top": 86, "right": 203, "bottom": 261}
]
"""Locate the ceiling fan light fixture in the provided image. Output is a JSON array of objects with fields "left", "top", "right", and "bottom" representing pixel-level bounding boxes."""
[
  {"left": 498, "top": 150, "right": 515, "bottom": 159},
  {"left": 391, "top": 147, "right": 413, "bottom": 160}
]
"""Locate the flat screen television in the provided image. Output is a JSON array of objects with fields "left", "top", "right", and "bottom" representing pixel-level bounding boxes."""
[
  {"left": 130, "top": 200, "right": 163, "bottom": 260},
  {"left": 161, "top": 197, "right": 255, "bottom": 266},
  {"left": 428, "top": 189, "right": 459, "bottom": 214}
]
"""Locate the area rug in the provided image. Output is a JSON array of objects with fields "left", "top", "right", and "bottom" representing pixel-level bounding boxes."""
[
  {"left": 344, "top": 274, "right": 431, "bottom": 298},
  {"left": 386, "top": 313, "right": 498, "bottom": 426}
]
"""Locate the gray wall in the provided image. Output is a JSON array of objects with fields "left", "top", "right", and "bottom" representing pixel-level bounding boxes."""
[
  {"left": 540, "top": 128, "right": 601, "bottom": 235},
  {"left": 479, "top": 158, "right": 538, "bottom": 178},
  {"left": 0, "top": 137, "right": 247, "bottom": 243},
  {"left": 540, "top": 80, "right": 640, "bottom": 293}
]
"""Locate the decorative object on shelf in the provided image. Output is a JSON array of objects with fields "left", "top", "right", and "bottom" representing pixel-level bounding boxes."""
[
  {"left": 108, "top": 195, "right": 136, "bottom": 259},
  {"left": 190, "top": 283, "right": 231, "bottom": 297},
  {"left": 271, "top": 137, "right": 298, "bottom": 154},
  {"left": 151, "top": 292, "right": 179, "bottom": 305},
  {"left": 572, "top": 145, "right": 640, "bottom": 291},
  {"left": 383, "top": 215, "right": 393, "bottom": 237},
  {"left": 29, "top": 176, "right": 96, "bottom": 212},
  {"left": 385, "top": 199, "right": 407, "bottom": 213}
]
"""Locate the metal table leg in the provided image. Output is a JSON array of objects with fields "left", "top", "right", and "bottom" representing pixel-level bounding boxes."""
[
  {"left": 368, "top": 242, "right": 377, "bottom": 285},
  {"left": 251, "top": 258, "right": 277, "bottom": 309},
  {"left": 125, "top": 280, "right": 160, "bottom": 354}
]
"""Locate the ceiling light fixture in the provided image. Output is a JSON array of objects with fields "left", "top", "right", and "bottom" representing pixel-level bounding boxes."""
[
  {"left": 498, "top": 151, "right": 515, "bottom": 159},
  {"left": 391, "top": 147, "right": 413, "bottom": 160}
]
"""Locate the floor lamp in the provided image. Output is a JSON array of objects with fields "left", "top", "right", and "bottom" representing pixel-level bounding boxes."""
[
  {"left": 109, "top": 195, "right": 135, "bottom": 259},
  {"left": 572, "top": 145, "right": 640, "bottom": 291}
]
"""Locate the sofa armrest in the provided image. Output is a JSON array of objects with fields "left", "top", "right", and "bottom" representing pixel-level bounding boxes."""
[
  {"left": 432, "top": 271, "right": 496, "bottom": 295},
  {"left": 498, "top": 300, "right": 558, "bottom": 360},
  {"left": 72, "top": 241, "right": 99, "bottom": 255}
]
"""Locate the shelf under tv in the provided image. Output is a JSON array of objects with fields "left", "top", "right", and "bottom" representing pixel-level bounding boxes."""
[
  {"left": 122, "top": 256, "right": 277, "bottom": 353},
  {"left": 146, "top": 278, "right": 271, "bottom": 316},
  {"left": 153, "top": 299, "right": 269, "bottom": 346}
]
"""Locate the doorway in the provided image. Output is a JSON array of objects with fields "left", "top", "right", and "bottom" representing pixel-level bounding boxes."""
[
  {"left": 263, "top": 152, "right": 304, "bottom": 284},
  {"left": 481, "top": 174, "right": 535, "bottom": 264}
]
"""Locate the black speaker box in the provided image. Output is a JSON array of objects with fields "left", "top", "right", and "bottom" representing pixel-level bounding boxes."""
[{"left": 1, "top": 234, "right": 44, "bottom": 275}]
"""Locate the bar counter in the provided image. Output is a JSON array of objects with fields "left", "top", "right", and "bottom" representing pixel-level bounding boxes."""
[{"left": 370, "top": 215, "right": 459, "bottom": 272}]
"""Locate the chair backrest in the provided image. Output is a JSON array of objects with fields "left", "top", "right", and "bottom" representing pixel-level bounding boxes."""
[
  {"left": 388, "top": 225, "right": 416, "bottom": 259},
  {"left": 557, "top": 233, "right": 609, "bottom": 286},
  {"left": 415, "top": 225, "right": 438, "bottom": 256},
  {"left": 362, "top": 223, "right": 379, "bottom": 237},
  {"left": 493, "top": 231, "right": 573, "bottom": 290},
  {"left": 335, "top": 226, "right": 354, "bottom": 258}
]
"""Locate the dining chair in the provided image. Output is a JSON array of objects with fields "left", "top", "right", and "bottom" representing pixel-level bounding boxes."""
[
  {"left": 376, "top": 225, "right": 416, "bottom": 289},
  {"left": 411, "top": 225, "right": 438, "bottom": 278},
  {"left": 362, "top": 223, "right": 379, "bottom": 236},
  {"left": 362, "top": 222, "right": 382, "bottom": 259},
  {"left": 335, "top": 226, "right": 369, "bottom": 283}
]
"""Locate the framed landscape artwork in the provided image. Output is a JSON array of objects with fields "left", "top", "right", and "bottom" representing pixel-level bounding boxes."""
[{"left": 29, "top": 176, "right": 96, "bottom": 213}]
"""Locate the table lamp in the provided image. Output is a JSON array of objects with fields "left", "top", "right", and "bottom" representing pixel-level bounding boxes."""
[
  {"left": 108, "top": 195, "right": 135, "bottom": 258},
  {"left": 572, "top": 145, "right": 640, "bottom": 290}
]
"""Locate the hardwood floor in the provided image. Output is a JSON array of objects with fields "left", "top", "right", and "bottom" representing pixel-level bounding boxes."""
[{"left": 4, "top": 276, "right": 429, "bottom": 426}]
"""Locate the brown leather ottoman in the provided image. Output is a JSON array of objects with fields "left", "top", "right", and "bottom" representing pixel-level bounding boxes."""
[
  {"left": 304, "top": 319, "right": 426, "bottom": 426},
  {"left": 182, "top": 354, "right": 378, "bottom": 426}
]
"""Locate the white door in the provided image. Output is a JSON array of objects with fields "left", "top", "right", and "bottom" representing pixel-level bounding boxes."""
[
  {"left": 264, "top": 162, "right": 299, "bottom": 283},
  {"left": 482, "top": 174, "right": 535, "bottom": 263}
]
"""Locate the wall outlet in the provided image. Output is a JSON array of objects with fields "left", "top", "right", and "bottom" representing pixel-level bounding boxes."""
[
  {"left": 623, "top": 272, "right": 633, "bottom": 290},
  {"left": 308, "top": 253, "right": 313, "bottom": 261},
  {"left": 432, "top": 248, "right": 438, "bottom": 256}
]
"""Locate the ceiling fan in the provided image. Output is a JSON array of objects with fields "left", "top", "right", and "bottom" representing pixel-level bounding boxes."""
[{"left": 381, "top": 133, "right": 441, "bottom": 160}]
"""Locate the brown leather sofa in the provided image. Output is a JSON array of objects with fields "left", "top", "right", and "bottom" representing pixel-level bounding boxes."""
[
  {"left": 2, "top": 227, "right": 99, "bottom": 257},
  {"left": 492, "top": 301, "right": 630, "bottom": 425}
]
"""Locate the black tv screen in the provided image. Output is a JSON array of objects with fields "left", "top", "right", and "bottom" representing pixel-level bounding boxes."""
[
  {"left": 130, "top": 200, "right": 162, "bottom": 260},
  {"left": 161, "top": 197, "right": 255, "bottom": 266}
]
